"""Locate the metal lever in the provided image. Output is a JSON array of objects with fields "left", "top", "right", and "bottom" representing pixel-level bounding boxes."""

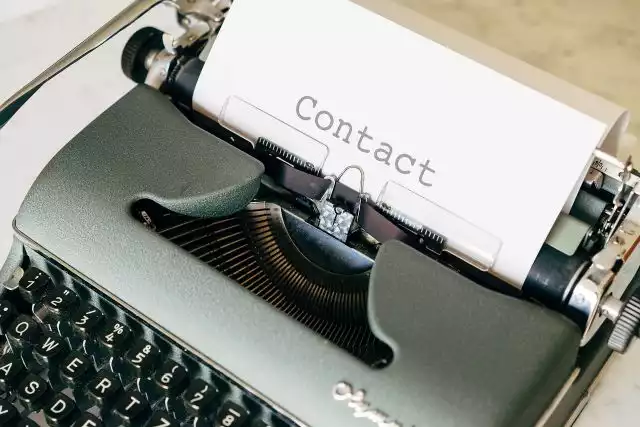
[{"left": 0, "top": 0, "right": 164, "bottom": 130}]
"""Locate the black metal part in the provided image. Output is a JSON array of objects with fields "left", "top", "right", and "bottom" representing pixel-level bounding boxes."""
[
  {"left": 165, "top": 56, "right": 204, "bottom": 109},
  {"left": 523, "top": 245, "right": 586, "bottom": 313},
  {"left": 571, "top": 190, "right": 609, "bottom": 227}
]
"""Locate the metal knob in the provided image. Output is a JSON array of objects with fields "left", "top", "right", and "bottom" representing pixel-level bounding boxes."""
[{"left": 608, "top": 292, "right": 640, "bottom": 353}]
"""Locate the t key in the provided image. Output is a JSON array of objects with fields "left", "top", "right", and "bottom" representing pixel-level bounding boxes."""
[
  {"left": 18, "top": 267, "right": 52, "bottom": 303},
  {"left": 111, "top": 390, "right": 150, "bottom": 426}
]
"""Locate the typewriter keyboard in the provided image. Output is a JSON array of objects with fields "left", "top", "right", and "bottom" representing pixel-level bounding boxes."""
[{"left": 0, "top": 262, "right": 289, "bottom": 427}]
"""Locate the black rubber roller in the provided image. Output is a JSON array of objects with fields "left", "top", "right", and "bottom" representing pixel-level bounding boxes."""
[
  {"left": 121, "top": 27, "right": 165, "bottom": 84},
  {"left": 523, "top": 244, "right": 586, "bottom": 312}
]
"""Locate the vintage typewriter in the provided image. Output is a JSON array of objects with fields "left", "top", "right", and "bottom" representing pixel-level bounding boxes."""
[{"left": 1, "top": 1, "right": 640, "bottom": 426}]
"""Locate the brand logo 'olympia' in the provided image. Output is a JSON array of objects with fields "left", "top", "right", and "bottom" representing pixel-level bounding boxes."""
[{"left": 332, "top": 381, "right": 411, "bottom": 427}]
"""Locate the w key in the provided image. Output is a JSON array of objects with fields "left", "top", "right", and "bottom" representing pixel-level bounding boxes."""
[{"left": 34, "top": 333, "right": 68, "bottom": 369}]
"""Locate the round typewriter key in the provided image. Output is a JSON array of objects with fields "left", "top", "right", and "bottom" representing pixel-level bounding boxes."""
[
  {"left": 97, "top": 319, "right": 131, "bottom": 357},
  {"left": 153, "top": 360, "right": 188, "bottom": 397},
  {"left": 182, "top": 378, "right": 220, "bottom": 417},
  {"left": 15, "top": 418, "right": 39, "bottom": 427},
  {"left": 0, "top": 397, "right": 18, "bottom": 425},
  {"left": 0, "top": 352, "right": 26, "bottom": 392},
  {"left": 44, "top": 393, "right": 79, "bottom": 426},
  {"left": 7, "top": 315, "right": 41, "bottom": 351},
  {"left": 123, "top": 339, "right": 160, "bottom": 379},
  {"left": 36, "top": 287, "right": 79, "bottom": 324},
  {"left": 72, "top": 413, "right": 103, "bottom": 427},
  {"left": 145, "top": 410, "right": 179, "bottom": 427},
  {"left": 216, "top": 401, "right": 250, "bottom": 427},
  {"left": 86, "top": 370, "right": 122, "bottom": 412},
  {"left": 17, "top": 373, "right": 51, "bottom": 412},
  {"left": 34, "top": 332, "right": 68, "bottom": 369},
  {"left": 70, "top": 304, "right": 104, "bottom": 339},
  {"left": 60, "top": 351, "right": 94, "bottom": 388},
  {"left": 0, "top": 300, "right": 16, "bottom": 334},
  {"left": 18, "top": 267, "right": 52, "bottom": 304},
  {"left": 110, "top": 389, "right": 150, "bottom": 426}
]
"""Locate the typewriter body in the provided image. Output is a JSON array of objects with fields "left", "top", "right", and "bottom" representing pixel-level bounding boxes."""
[{"left": 1, "top": 1, "right": 640, "bottom": 426}]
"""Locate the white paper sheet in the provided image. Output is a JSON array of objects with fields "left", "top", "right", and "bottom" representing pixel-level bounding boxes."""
[{"left": 193, "top": 0, "right": 628, "bottom": 285}]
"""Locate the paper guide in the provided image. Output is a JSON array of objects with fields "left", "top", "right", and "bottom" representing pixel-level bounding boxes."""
[{"left": 193, "top": 0, "right": 628, "bottom": 286}]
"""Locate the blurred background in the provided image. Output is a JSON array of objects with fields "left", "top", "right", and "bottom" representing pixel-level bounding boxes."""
[{"left": 1, "top": 1, "right": 640, "bottom": 425}]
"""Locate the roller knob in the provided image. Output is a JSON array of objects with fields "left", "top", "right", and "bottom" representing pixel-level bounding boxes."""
[
  {"left": 608, "top": 293, "right": 640, "bottom": 353},
  {"left": 121, "top": 26, "right": 165, "bottom": 83}
]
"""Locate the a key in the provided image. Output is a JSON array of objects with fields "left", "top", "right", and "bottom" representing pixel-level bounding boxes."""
[
  {"left": 96, "top": 319, "right": 131, "bottom": 357},
  {"left": 86, "top": 370, "right": 122, "bottom": 411},
  {"left": 182, "top": 378, "right": 219, "bottom": 417},
  {"left": 59, "top": 351, "right": 94, "bottom": 388},
  {"left": 216, "top": 402, "right": 250, "bottom": 427},
  {"left": 251, "top": 420, "right": 273, "bottom": 427},
  {"left": 72, "top": 413, "right": 103, "bottom": 427},
  {"left": 0, "top": 352, "right": 26, "bottom": 392},
  {"left": 0, "top": 397, "right": 18, "bottom": 425},
  {"left": 145, "top": 411, "right": 180, "bottom": 427},
  {"left": 122, "top": 339, "right": 160, "bottom": 379},
  {"left": 111, "top": 390, "right": 150, "bottom": 426},
  {"left": 0, "top": 300, "right": 16, "bottom": 334},
  {"left": 6, "top": 315, "right": 41, "bottom": 350},
  {"left": 17, "top": 373, "right": 51, "bottom": 412},
  {"left": 35, "top": 287, "right": 78, "bottom": 324},
  {"left": 153, "top": 360, "right": 188, "bottom": 397},
  {"left": 34, "top": 332, "right": 68, "bottom": 369},
  {"left": 44, "top": 393, "right": 79, "bottom": 426},
  {"left": 70, "top": 304, "right": 104, "bottom": 339},
  {"left": 16, "top": 418, "right": 40, "bottom": 427},
  {"left": 18, "top": 267, "right": 52, "bottom": 303}
]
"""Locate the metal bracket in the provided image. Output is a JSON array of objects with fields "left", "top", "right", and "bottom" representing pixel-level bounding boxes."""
[
  {"left": 0, "top": 0, "right": 232, "bottom": 129},
  {"left": 570, "top": 194, "right": 640, "bottom": 345}
]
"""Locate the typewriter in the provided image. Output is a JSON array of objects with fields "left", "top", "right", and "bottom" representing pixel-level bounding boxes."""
[{"left": 1, "top": 1, "right": 640, "bottom": 426}]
